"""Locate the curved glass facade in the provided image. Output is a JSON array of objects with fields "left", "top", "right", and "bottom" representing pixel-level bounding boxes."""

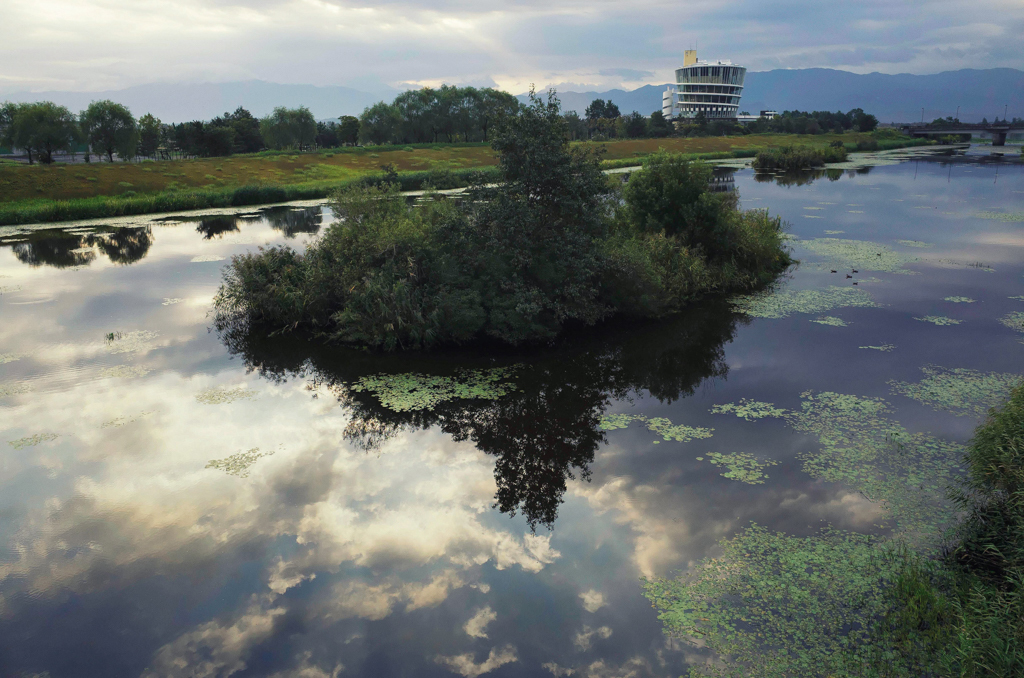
[{"left": 663, "top": 61, "right": 746, "bottom": 120}]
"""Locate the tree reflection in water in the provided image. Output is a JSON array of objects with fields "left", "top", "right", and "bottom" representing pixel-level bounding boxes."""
[
  {"left": 9, "top": 226, "right": 154, "bottom": 268},
  {"left": 195, "top": 216, "right": 240, "bottom": 239},
  {"left": 218, "top": 301, "right": 743, "bottom": 529},
  {"left": 263, "top": 206, "right": 322, "bottom": 238}
]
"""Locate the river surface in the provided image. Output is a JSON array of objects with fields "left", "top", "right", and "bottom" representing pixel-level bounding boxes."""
[{"left": 0, "top": 147, "right": 1022, "bottom": 677}]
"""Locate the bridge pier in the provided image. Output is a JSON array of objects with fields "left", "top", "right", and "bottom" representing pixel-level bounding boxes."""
[{"left": 992, "top": 131, "right": 1007, "bottom": 147}]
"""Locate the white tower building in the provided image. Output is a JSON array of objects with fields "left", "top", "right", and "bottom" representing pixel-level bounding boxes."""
[{"left": 663, "top": 50, "right": 746, "bottom": 121}]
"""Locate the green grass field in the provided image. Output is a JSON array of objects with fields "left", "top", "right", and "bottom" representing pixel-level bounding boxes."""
[{"left": 0, "top": 133, "right": 923, "bottom": 225}]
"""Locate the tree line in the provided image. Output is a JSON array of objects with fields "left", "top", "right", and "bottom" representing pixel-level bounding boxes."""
[
  {"left": 1, "top": 89, "right": 886, "bottom": 165},
  {"left": 0, "top": 100, "right": 363, "bottom": 163}
]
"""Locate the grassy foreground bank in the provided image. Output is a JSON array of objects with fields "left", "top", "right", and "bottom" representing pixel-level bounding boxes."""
[{"left": 0, "top": 132, "right": 927, "bottom": 226}]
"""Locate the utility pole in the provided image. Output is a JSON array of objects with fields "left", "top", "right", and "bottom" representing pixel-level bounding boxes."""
[
  {"left": 955, "top": 105, "right": 959, "bottom": 122},
  {"left": 921, "top": 107, "right": 924, "bottom": 123},
  {"left": 1005, "top": 104, "right": 1008, "bottom": 121}
]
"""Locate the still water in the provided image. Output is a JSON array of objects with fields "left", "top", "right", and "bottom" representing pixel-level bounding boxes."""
[{"left": 0, "top": 149, "right": 1022, "bottom": 677}]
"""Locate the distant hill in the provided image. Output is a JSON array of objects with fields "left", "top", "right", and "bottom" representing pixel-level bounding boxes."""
[
  {"left": 523, "top": 68, "right": 1024, "bottom": 123},
  {"left": 0, "top": 81, "right": 398, "bottom": 123}
]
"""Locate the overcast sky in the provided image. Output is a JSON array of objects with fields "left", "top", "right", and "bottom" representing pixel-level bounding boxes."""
[{"left": 3, "top": 0, "right": 1023, "bottom": 94}]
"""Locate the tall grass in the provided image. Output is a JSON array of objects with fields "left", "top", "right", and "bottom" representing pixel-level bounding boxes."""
[
  {"left": 752, "top": 145, "right": 849, "bottom": 170},
  {"left": 0, "top": 166, "right": 503, "bottom": 226},
  {"left": 876, "top": 383, "right": 1024, "bottom": 675},
  {"left": 600, "top": 149, "right": 758, "bottom": 170}
]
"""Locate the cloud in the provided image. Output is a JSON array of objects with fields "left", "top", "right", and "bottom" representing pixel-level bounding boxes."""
[
  {"left": 579, "top": 589, "right": 606, "bottom": 613},
  {"left": 597, "top": 68, "right": 654, "bottom": 80},
  {"left": 435, "top": 645, "right": 518, "bottom": 678},
  {"left": 1, "top": 0, "right": 1022, "bottom": 96},
  {"left": 141, "top": 605, "right": 286, "bottom": 678},
  {"left": 573, "top": 625, "right": 612, "bottom": 651},
  {"left": 464, "top": 606, "right": 498, "bottom": 638}
]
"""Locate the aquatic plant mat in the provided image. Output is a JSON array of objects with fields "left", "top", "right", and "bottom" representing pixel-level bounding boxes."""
[
  {"left": 349, "top": 367, "right": 519, "bottom": 412},
  {"left": 731, "top": 286, "right": 878, "bottom": 318},
  {"left": 643, "top": 376, "right": 987, "bottom": 676}
]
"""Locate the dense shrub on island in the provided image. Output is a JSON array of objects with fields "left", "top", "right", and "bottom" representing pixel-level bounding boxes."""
[
  {"left": 214, "top": 92, "right": 792, "bottom": 350},
  {"left": 752, "top": 144, "right": 848, "bottom": 171}
]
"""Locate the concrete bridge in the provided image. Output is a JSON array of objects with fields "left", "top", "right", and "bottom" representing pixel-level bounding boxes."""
[{"left": 899, "top": 122, "right": 1016, "bottom": 146}]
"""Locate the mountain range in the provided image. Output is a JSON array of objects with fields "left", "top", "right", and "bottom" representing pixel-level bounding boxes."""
[
  {"left": 2, "top": 68, "right": 1021, "bottom": 124},
  {"left": 534, "top": 68, "right": 1024, "bottom": 123}
]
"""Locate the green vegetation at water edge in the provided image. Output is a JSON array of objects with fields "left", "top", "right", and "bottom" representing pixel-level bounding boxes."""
[
  {"left": 650, "top": 382, "right": 1024, "bottom": 677},
  {"left": 751, "top": 144, "right": 848, "bottom": 171},
  {"left": 0, "top": 166, "right": 504, "bottom": 227},
  {"left": 214, "top": 92, "right": 792, "bottom": 351}
]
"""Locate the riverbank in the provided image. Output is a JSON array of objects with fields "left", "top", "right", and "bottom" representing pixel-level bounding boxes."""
[{"left": 0, "top": 133, "right": 929, "bottom": 226}]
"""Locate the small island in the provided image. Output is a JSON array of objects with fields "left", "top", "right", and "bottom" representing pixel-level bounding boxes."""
[{"left": 214, "top": 91, "right": 792, "bottom": 350}]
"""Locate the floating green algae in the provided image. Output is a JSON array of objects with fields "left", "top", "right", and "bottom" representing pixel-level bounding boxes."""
[
  {"left": 712, "top": 390, "right": 962, "bottom": 539},
  {"left": 705, "top": 452, "right": 778, "bottom": 484},
  {"left": 101, "top": 411, "right": 153, "bottom": 428},
  {"left": 730, "top": 286, "right": 879, "bottom": 319},
  {"left": 999, "top": 311, "right": 1024, "bottom": 334},
  {"left": 0, "top": 382, "right": 30, "bottom": 398},
  {"left": 888, "top": 365, "right": 1021, "bottom": 418},
  {"left": 975, "top": 212, "right": 1024, "bottom": 222},
  {"left": 99, "top": 365, "right": 151, "bottom": 379},
  {"left": 797, "top": 238, "right": 918, "bottom": 273},
  {"left": 161, "top": 298, "right": 183, "bottom": 306},
  {"left": 598, "top": 414, "right": 714, "bottom": 443},
  {"left": 106, "top": 330, "right": 159, "bottom": 355},
  {"left": 643, "top": 525, "right": 902, "bottom": 678},
  {"left": 810, "top": 315, "right": 849, "bottom": 327},
  {"left": 824, "top": 229, "right": 844, "bottom": 234},
  {"left": 190, "top": 254, "right": 225, "bottom": 262},
  {"left": 710, "top": 399, "right": 788, "bottom": 421},
  {"left": 9, "top": 433, "right": 59, "bottom": 449},
  {"left": 790, "top": 391, "right": 963, "bottom": 540},
  {"left": 1008, "top": 296, "right": 1024, "bottom": 301},
  {"left": 0, "top": 353, "right": 23, "bottom": 364},
  {"left": 195, "top": 385, "right": 258, "bottom": 405},
  {"left": 859, "top": 344, "right": 896, "bottom": 351},
  {"left": 943, "top": 296, "right": 976, "bottom": 303},
  {"left": 896, "top": 240, "right": 933, "bottom": 248},
  {"left": 915, "top": 315, "right": 961, "bottom": 326},
  {"left": 206, "top": 447, "right": 274, "bottom": 478},
  {"left": 349, "top": 366, "right": 518, "bottom": 412}
]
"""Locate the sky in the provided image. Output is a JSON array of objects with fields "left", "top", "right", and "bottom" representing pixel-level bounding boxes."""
[{"left": 2, "top": 0, "right": 1023, "bottom": 94}]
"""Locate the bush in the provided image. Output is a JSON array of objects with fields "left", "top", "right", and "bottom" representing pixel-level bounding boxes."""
[
  {"left": 752, "top": 145, "right": 848, "bottom": 170},
  {"left": 215, "top": 93, "right": 792, "bottom": 351}
]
